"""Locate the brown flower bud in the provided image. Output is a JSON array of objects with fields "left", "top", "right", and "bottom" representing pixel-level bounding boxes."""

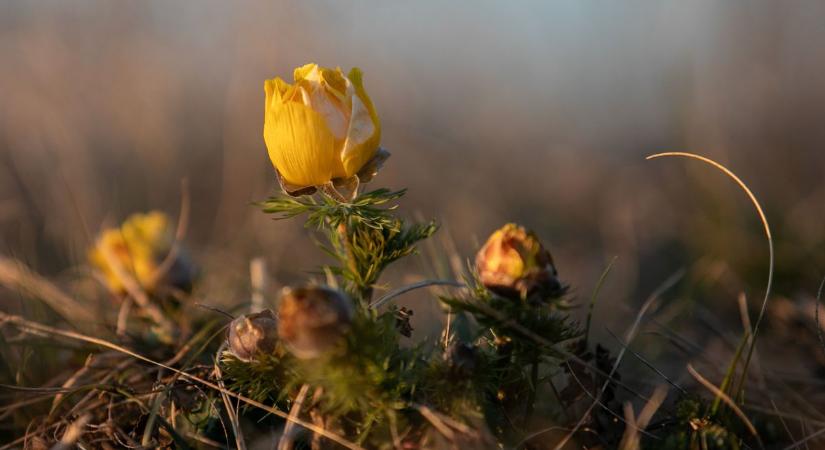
[
  {"left": 475, "top": 223, "right": 562, "bottom": 300},
  {"left": 227, "top": 309, "right": 278, "bottom": 361},
  {"left": 277, "top": 286, "right": 353, "bottom": 359}
]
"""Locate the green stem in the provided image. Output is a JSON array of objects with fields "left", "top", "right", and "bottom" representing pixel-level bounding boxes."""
[
  {"left": 524, "top": 356, "right": 540, "bottom": 422},
  {"left": 336, "top": 222, "right": 373, "bottom": 303},
  {"left": 710, "top": 331, "right": 749, "bottom": 416}
]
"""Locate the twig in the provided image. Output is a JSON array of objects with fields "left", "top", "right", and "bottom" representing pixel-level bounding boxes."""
[
  {"left": 369, "top": 280, "right": 466, "bottom": 309},
  {"left": 50, "top": 413, "right": 91, "bottom": 450},
  {"left": 605, "top": 327, "right": 687, "bottom": 395},
  {"left": 413, "top": 404, "right": 455, "bottom": 441},
  {"left": 50, "top": 354, "right": 95, "bottom": 416},
  {"left": 278, "top": 384, "right": 310, "bottom": 450},
  {"left": 782, "top": 427, "right": 825, "bottom": 450},
  {"left": 0, "top": 311, "right": 366, "bottom": 450},
  {"left": 214, "top": 343, "right": 246, "bottom": 450},
  {"left": 618, "top": 385, "right": 667, "bottom": 450}
]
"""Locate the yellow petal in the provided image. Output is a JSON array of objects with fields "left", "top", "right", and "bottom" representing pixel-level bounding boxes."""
[
  {"left": 341, "top": 68, "right": 381, "bottom": 177},
  {"left": 264, "top": 100, "right": 343, "bottom": 187},
  {"left": 293, "top": 63, "right": 319, "bottom": 82},
  {"left": 320, "top": 67, "right": 347, "bottom": 101}
]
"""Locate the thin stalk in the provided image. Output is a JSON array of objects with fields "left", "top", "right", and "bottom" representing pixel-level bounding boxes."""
[
  {"left": 524, "top": 356, "right": 540, "bottom": 423},
  {"left": 710, "top": 330, "right": 750, "bottom": 416}
]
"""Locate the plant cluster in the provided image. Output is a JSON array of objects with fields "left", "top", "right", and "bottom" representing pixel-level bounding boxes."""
[{"left": 0, "top": 62, "right": 816, "bottom": 450}]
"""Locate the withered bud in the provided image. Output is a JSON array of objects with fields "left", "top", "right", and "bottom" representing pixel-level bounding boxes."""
[
  {"left": 227, "top": 309, "right": 278, "bottom": 361},
  {"left": 444, "top": 342, "right": 477, "bottom": 377},
  {"left": 395, "top": 307, "right": 414, "bottom": 337},
  {"left": 475, "top": 223, "right": 562, "bottom": 300},
  {"left": 277, "top": 286, "right": 353, "bottom": 359}
]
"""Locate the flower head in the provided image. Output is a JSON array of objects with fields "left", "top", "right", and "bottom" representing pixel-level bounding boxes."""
[
  {"left": 263, "top": 63, "right": 387, "bottom": 197},
  {"left": 227, "top": 309, "right": 279, "bottom": 361},
  {"left": 88, "top": 211, "right": 194, "bottom": 294},
  {"left": 277, "top": 286, "right": 353, "bottom": 359},
  {"left": 475, "top": 223, "right": 562, "bottom": 300}
]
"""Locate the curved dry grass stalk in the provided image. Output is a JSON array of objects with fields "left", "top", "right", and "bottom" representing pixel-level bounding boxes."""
[
  {"left": 0, "top": 311, "right": 366, "bottom": 450},
  {"left": 686, "top": 364, "right": 762, "bottom": 448},
  {"left": 647, "top": 151, "right": 774, "bottom": 396}
]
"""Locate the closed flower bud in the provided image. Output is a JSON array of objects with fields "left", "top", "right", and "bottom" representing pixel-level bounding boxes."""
[
  {"left": 475, "top": 223, "right": 562, "bottom": 300},
  {"left": 263, "top": 63, "right": 387, "bottom": 197},
  {"left": 227, "top": 309, "right": 279, "bottom": 361},
  {"left": 277, "top": 286, "right": 353, "bottom": 359},
  {"left": 88, "top": 211, "right": 196, "bottom": 294}
]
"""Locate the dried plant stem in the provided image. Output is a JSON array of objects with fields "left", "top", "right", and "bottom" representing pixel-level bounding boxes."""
[
  {"left": 687, "top": 364, "right": 763, "bottom": 448},
  {"left": 554, "top": 269, "right": 683, "bottom": 450},
  {"left": 278, "top": 384, "right": 310, "bottom": 450},
  {"left": 50, "top": 413, "right": 91, "bottom": 450},
  {"left": 310, "top": 387, "right": 326, "bottom": 450},
  {"left": 99, "top": 243, "right": 175, "bottom": 336},
  {"left": 0, "top": 311, "right": 366, "bottom": 450},
  {"left": 0, "top": 256, "right": 96, "bottom": 324},
  {"left": 149, "top": 178, "right": 190, "bottom": 287},
  {"left": 647, "top": 152, "right": 774, "bottom": 400},
  {"left": 618, "top": 385, "right": 667, "bottom": 450},
  {"left": 369, "top": 280, "right": 465, "bottom": 309},
  {"left": 249, "top": 257, "right": 267, "bottom": 313},
  {"left": 214, "top": 344, "right": 246, "bottom": 450}
]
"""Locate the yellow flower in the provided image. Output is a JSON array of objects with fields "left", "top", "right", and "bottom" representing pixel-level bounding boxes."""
[
  {"left": 263, "top": 63, "right": 385, "bottom": 196},
  {"left": 88, "top": 211, "right": 175, "bottom": 294},
  {"left": 475, "top": 223, "right": 562, "bottom": 300}
]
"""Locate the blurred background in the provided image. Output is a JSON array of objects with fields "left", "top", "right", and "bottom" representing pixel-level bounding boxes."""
[{"left": 2, "top": 1, "right": 825, "bottom": 353}]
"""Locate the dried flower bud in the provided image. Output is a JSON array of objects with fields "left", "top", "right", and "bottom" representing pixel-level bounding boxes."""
[
  {"left": 277, "top": 286, "right": 353, "bottom": 359},
  {"left": 227, "top": 309, "right": 278, "bottom": 361},
  {"left": 443, "top": 342, "right": 477, "bottom": 377},
  {"left": 475, "top": 223, "right": 562, "bottom": 300},
  {"left": 395, "top": 307, "right": 414, "bottom": 337}
]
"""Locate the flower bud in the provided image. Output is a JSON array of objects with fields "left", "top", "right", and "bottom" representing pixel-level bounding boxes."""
[
  {"left": 88, "top": 211, "right": 196, "bottom": 294},
  {"left": 475, "top": 223, "right": 562, "bottom": 300},
  {"left": 263, "top": 63, "right": 387, "bottom": 197},
  {"left": 277, "top": 286, "right": 353, "bottom": 359},
  {"left": 227, "top": 309, "right": 279, "bottom": 361}
]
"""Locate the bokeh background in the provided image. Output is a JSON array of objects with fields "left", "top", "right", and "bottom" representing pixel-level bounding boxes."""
[{"left": 2, "top": 1, "right": 825, "bottom": 352}]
